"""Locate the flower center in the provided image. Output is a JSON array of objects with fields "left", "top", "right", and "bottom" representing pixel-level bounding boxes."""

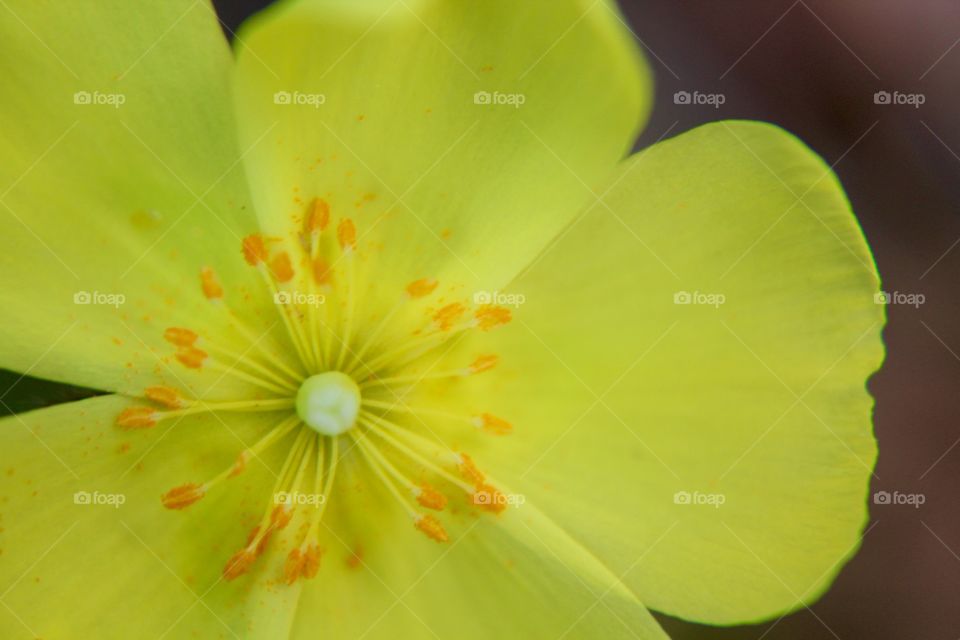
[
  {"left": 295, "top": 371, "right": 361, "bottom": 436},
  {"left": 115, "top": 197, "right": 519, "bottom": 585}
]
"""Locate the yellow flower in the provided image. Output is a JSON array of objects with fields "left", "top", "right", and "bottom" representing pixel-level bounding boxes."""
[{"left": 0, "top": 1, "right": 883, "bottom": 638}]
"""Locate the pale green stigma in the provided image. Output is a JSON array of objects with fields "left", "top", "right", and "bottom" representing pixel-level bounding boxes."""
[{"left": 295, "top": 371, "right": 361, "bottom": 436}]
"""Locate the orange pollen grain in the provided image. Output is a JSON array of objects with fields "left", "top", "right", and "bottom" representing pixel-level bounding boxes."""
[
  {"left": 241, "top": 234, "right": 269, "bottom": 266},
  {"left": 269, "top": 251, "right": 295, "bottom": 283},
  {"left": 416, "top": 484, "right": 447, "bottom": 511},
  {"left": 433, "top": 303, "right": 465, "bottom": 331},
  {"left": 415, "top": 515, "right": 449, "bottom": 542},
  {"left": 474, "top": 413, "right": 513, "bottom": 435},
  {"left": 144, "top": 386, "right": 183, "bottom": 409},
  {"left": 200, "top": 266, "right": 224, "bottom": 300},
  {"left": 116, "top": 406, "right": 157, "bottom": 430},
  {"left": 307, "top": 198, "right": 331, "bottom": 232},
  {"left": 163, "top": 327, "right": 198, "bottom": 347},
  {"left": 161, "top": 483, "right": 205, "bottom": 510},
  {"left": 337, "top": 219, "right": 357, "bottom": 250},
  {"left": 312, "top": 257, "right": 332, "bottom": 285},
  {"left": 175, "top": 346, "right": 207, "bottom": 369},
  {"left": 457, "top": 453, "right": 485, "bottom": 485},
  {"left": 405, "top": 278, "right": 438, "bottom": 299},
  {"left": 468, "top": 355, "right": 498, "bottom": 374},
  {"left": 475, "top": 305, "right": 512, "bottom": 330},
  {"left": 223, "top": 549, "right": 257, "bottom": 581}
]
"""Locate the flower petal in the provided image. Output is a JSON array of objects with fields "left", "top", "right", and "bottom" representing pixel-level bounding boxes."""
[
  {"left": 0, "top": 1, "right": 278, "bottom": 394},
  {"left": 232, "top": 0, "right": 650, "bottom": 298},
  {"left": 300, "top": 471, "right": 669, "bottom": 639},
  {"left": 468, "top": 121, "right": 884, "bottom": 623},
  {"left": 0, "top": 395, "right": 300, "bottom": 638}
]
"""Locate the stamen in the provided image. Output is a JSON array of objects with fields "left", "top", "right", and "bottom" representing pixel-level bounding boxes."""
[
  {"left": 405, "top": 278, "right": 438, "bottom": 299},
  {"left": 471, "top": 413, "right": 513, "bottom": 435},
  {"left": 475, "top": 305, "right": 512, "bottom": 331},
  {"left": 164, "top": 327, "right": 198, "bottom": 347},
  {"left": 116, "top": 406, "right": 157, "bottom": 430},
  {"left": 414, "top": 514, "right": 448, "bottom": 542},
  {"left": 242, "top": 234, "right": 269, "bottom": 266},
  {"left": 269, "top": 251, "right": 295, "bottom": 283},
  {"left": 200, "top": 266, "right": 224, "bottom": 300},
  {"left": 433, "top": 303, "right": 465, "bottom": 331},
  {"left": 306, "top": 198, "right": 331, "bottom": 235},
  {"left": 144, "top": 385, "right": 184, "bottom": 409},
  {"left": 175, "top": 346, "right": 207, "bottom": 369}
]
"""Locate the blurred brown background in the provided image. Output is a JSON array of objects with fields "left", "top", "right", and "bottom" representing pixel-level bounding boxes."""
[{"left": 3, "top": 1, "right": 955, "bottom": 638}]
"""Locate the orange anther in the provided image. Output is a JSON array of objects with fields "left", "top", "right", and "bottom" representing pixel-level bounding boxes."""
[
  {"left": 241, "top": 234, "right": 269, "bottom": 266},
  {"left": 406, "top": 278, "right": 438, "bottom": 299},
  {"left": 269, "top": 251, "right": 295, "bottom": 283},
  {"left": 302, "top": 544, "right": 321, "bottom": 579},
  {"left": 416, "top": 484, "right": 447, "bottom": 511},
  {"left": 163, "top": 327, "right": 198, "bottom": 347},
  {"left": 473, "top": 483, "right": 507, "bottom": 514},
  {"left": 271, "top": 504, "right": 294, "bottom": 530},
  {"left": 144, "top": 385, "right": 183, "bottom": 409},
  {"left": 229, "top": 450, "right": 250, "bottom": 478},
  {"left": 433, "top": 303, "right": 465, "bottom": 331},
  {"left": 223, "top": 548, "right": 256, "bottom": 581},
  {"left": 312, "top": 257, "right": 332, "bottom": 285},
  {"left": 116, "top": 406, "right": 157, "bottom": 430},
  {"left": 200, "top": 266, "right": 224, "bottom": 300},
  {"left": 283, "top": 548, "right": 305, "bottom": 585},
  {"left": 474, "top": 413, "right": 512, "bottom": 435},
  {"left": 161, "top": 483, "right": 205, "bottom": 510},
  {"left": 475, "top": 305, "right": 512, "bottom": 330},
  {"left": 175, "top": 346, "right": 207, "bottom": 369},
  {"left": 415, "top": 515, "right": 448, "bottom": 542},
  {"left": 457, "top": 453, "right": 485, "bottom": 485},
  {"left": 337, "top": 218, "right": 356, "bottom": 251},
  {"left": 468, "top": 355, "right": 498, "bottom": 374},
  {"left": 306, "top": 198, "right": 330, "bottom": 233}
]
